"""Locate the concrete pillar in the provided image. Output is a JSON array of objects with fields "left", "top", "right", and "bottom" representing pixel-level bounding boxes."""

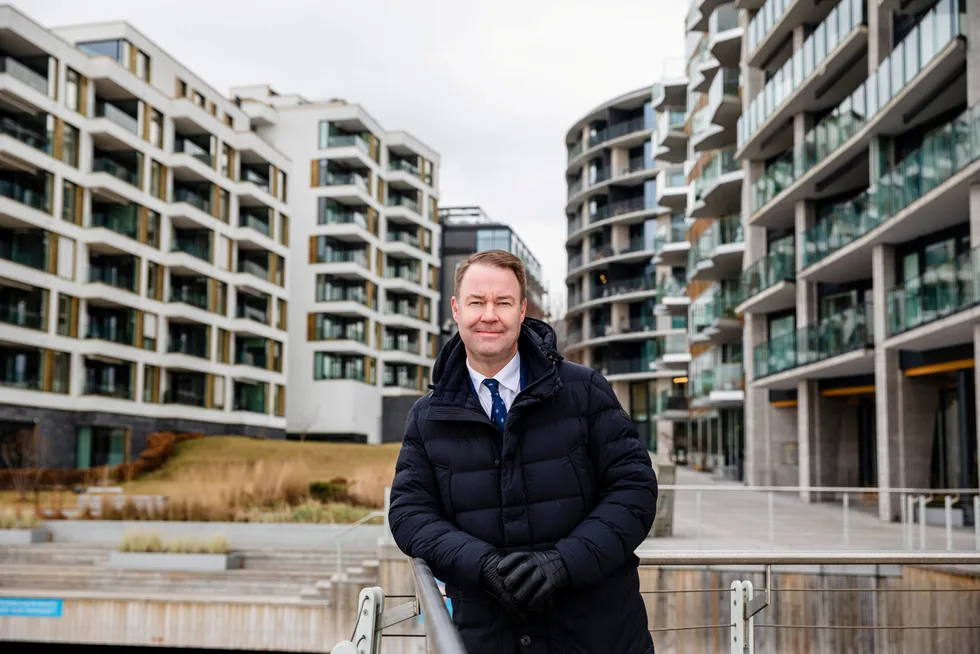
[
  {"left": 975, "top": 324, "right": 980, "bottom": 490},
  {"left": 872, "top": 243, "right": 899, "bottom": 520},
  {"left": 867, "top": 0, "right": 893, "bottom": 71},
  {"left": 743, "top": 312, "right": 768, "bottom": 486},
  {"left": 768, "top": 402, "right": 800, "bottom": 487},
  {"left": 969, "top": 185, "right": 980, "bottom": 247},
  {"left": 967, "top": 0, "right": 980, "bottom": 107},
  {"left": 795, "top": 200, "right": 817, "bottom": 326},
  {"left": 797, "top": 380, "right": 820, "bottom": 503}
]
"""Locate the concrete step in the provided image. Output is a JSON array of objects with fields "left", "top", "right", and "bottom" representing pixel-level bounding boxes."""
[{"left": 0, "top": 545, "right": 111, "bottom": 566}]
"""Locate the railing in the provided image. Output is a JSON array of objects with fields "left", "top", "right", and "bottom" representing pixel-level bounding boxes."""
[
  {"left": 750, "top": 0, "right": 964, "bottom": 212},
  {"left": 656, "top": 484, "right": 980, "bottom": 553},
  {"left": 240, "top": 211, "right": 271, "bottom": 236},
  {"left": 708, "top": 2, "right": 739, "bottom": 34},
  {"left": 242, "top": 167, "right": 271, "bottom": 192},
  {"left": 87, "top": 266, "right": 136, "bottom": 292},
  {"left": 654, "top": 222, "right": 687, "bottom": 251},
  {"left": 387, "top": 195, "right": 420, "bottom": 214},
  {"left": 656, "top": 391, "right": 689, "bottom": 413},
  {"left": 163, "top": 388, "right": 207, "bottom": 406},
  {"left": 315, "top": 249, "right": 368, "bottom": 266},
  {"left": 320, "top": 207, "right": 368, "bottom": 228},
  {"left": 385, "top": 266, "right": 422, "bottom": 285},
  {"left": 171, "top": 239, "right": 210, "bottom": 262},
  {"left": 93, "top": 157, "right": 139, "bottom": 187},
  {"left": 87, "top": 319, "right": 135, "bottom": 345},
  {"left": 657, "top": 109, "right": 687, "bottom": 141},
  {"left": 804, "top": 102, "right": 980, "bottom": 269},
  {"left": 739, "top": 0, "right": 866, "bottom": 148},
  {"left": 332, "top": 557, "right": 465, "bottom": 654},
  {"left": 236, "top": 303, "right": 269, "bottom": 323},
  {"left": 586, "top": 115, "right": 649, "bottom": 149},
  {"left": 695, "top": 147, "right": 739, "bottom": 199},
  {"left": 327, "top": 133, "right": 370, "bottom": 155},
  {"left": 387, "top": 231, "right": 421, "bottom": 248},
  {"left": 167, "top": 338, "right": 208, "bottom": 358},
  {"left": 738, "top": 250, "right": 794, "bottom": 306},
  {"left": 0, "top": 178, "right": 48, "bottom": 212},
  {"left": 239, "top": 258, "right": 269, "bottom": 280},
  {"left": 753, "top": 304, "right": 873, "bottom": 378},
  {"left": 707, "top": 67, "right": 740, "bottom": 110},
  {"left": 0, "top": 115, "right": 50, "bottom": 153},
  {"left": 655, "top": 276, "right": 686, "bottom": 301},
  {"left": 169, "top": 286, "right": 208, "bottom": 309},
  {"left": 888, "top": 246, "right": 980, "bottom": 337},
  {"left": 746, "top": 0, "right": 793, "bottom": 57},
  {"left": 92, "top": 206, "right": 139, "bottom": 239},
  {"left": 95, "top": 100, "right": 138, "bottom": 134},
  {"left": 326, "top": 170, "right": 369, "bottom": 192},
  {"left": 174, "top": 188, "right": 210, "bottom": 213},
  {"left": 388, "top": 158, "right": 420, "bottom": 176},
  {"left": 0, "top": 56, "right": 48, "bottom": 94},
  {"left": 83, "top": 381, "right": 132, "bottom": 399},
  {"left": 0, "top": 303, "right": 43, "bottom": 330},
  {"left": 174, "top": 138, "right": 212, "bottom": 165}
]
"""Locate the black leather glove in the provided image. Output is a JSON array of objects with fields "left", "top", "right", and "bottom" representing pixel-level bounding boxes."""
[
  {"left": 480, "top": 552, "right": 528, "bottom": 622},
  {"left": 498, "top": 549, "right": 570, "bottom": 610}
]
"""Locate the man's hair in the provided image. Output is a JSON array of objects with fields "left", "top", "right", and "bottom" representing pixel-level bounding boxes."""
[{"left": 454, "top": 249, "right": 527, "bottom": 301}]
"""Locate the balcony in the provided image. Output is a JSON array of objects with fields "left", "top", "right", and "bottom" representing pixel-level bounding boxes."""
[
  {"left": 690, "top": 362, "right": 744, "bottom": 407},
  {"left": 0, "top": 287, "right": 45, "bottom": 330},
  {"left": 94, "top": 99, "right": 138, "bottom": 135},
  {"left": 171, "top": 231, "right": 211, "bottom": 262},
  {"left": 238, "top": 254, "right": 270, "bottom": 282},
  {"left": 691, "top": 148, "right": 742, "bottom": 218},
  {"left": 235, "top": 337, "right": 269, "bottom": 370},
  {"left": 654, "top": 277, "right": 690, "bottom": 316},
  {"left": 655, "top": 110, "right": 688, "bottom": 163},
  {"left": 0, "top": 113, "right": 50, "bottom": 154},
  {"left": 801, "top": 103, "right": 980, "bottom": 283},
  {"left": 319, "top": 200, "right": 369, "bottom": 229},
  {"left": 319, "top": 280, "right": 374, "bottom": 309},
  {"left": 327, "top": 134, "right": 370, "bottom": 156},
  {"left": 83, "top": 377, "right": 133, "bottom": 400},
  {"left": 887, "top": 246, "right": 980, "bottom": 342},
  {"left": 173, "top": 187, "right": 212, "bottom": 217},
  {"left": 738, "top": 0, "right": 868, "bottom": 159},
  {"left": 687, "top": 215, "right": 744, "bottom": 282},
  {"left": 383, "top": 333, "right": 422, "bottom": 355},
  {"left": 599, "top": 356, "right": 663, "bottom": 380},
  {"left": 169, "top": 280, "right": 209, "bottom": 311},
  {"left": 91, "top": 202, "right": 139, "bottom": 240},
  {"left": 238, "top": 209, "right": 271, "bottom": 238},
  {"left": 690, "top": 284, "right": 742, "bottom": 346},
  {"left": 707, "top": 4, "right": 742, "bottom": 68},
  {"left": 0, "top": 173, "right": 50, "bottom": 214},
  {"left": 753, "top": 305, "right": 873, "bottom": 387},
  {"left": 87, "top": 308, "right": 136, "bottom": 346},
  {"left": 233, "top": 381, "right": 268, "bottom": 413},
  {"left": 315, "top": 247, "right": 368, "bottom": 267},
  {"left": 168, "top": 331, "right": 209, "bottom": 359},
  {"left": 736, "top": 250, "right": 795, "bottom": 315},
  {"left": 0, "top": 56, "right": 48, "bottom": 97},
  {"left": 654, "top": 391, "right": 690, "bottom": 420},
  {"left": 164, "top": 372, "right": 207, "bottom": 407},
  {"left": 93, "top": 155, "right": 139, "bottom": 188},
  {"left": 174, "top": 136, "right": 213, "bottom": 167},
  {"left": 325, "top": 170, "right": 369, "bottom": 193},
  {"left": 384, "top": 365, "right": 422, "bottom": 391},
  {"left": 88, "top": 258, "right": 137, "bottom": 293},
  {"left": 387, "top": 195, "right": 420, "bottom": 215},
  {"left": 748, "top": 0, "right": 967, "bottom": 229},
  {"left": 385, "top": 265, "right": 422, "bottom": 286},
  {"left": 653, "top": 221, "right": 690, "bottom": 267},
  {"left": 704, "top": 67, "right": 741, "bottom": 135},
  {"left": 236, "top": 296, "right": 270, "bottom": 324},
  {"left": 657, "top": 168, "right": 688, "bottom": 211},
  {"left": 0, "top": 228, "right": 47, "bottom": 271},
  {"left": 241, "top": 165, "right": 271, "bottom": 194}
]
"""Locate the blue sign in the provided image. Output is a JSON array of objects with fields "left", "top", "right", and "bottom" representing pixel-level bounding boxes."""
[
  {"left": 418, "top": 579, "right": 453, "bottom": 624},
  {"left": 0, "top": 598, "right": 63, "bottom": 618}
]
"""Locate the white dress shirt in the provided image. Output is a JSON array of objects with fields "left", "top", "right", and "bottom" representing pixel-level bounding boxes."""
[{"left": 466, "top": 351, "right": 521, "bottom": 419}]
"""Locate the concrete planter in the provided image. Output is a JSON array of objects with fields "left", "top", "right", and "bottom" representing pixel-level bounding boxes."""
[
  {"left": 109, "top": 551, "right": 243, "bottom": 572},
  {"left": 0, "top": 526, "right": 48, "bottom": 545}
]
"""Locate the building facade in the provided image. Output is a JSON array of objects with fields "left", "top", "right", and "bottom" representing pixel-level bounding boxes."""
[
  {"left": 563, "top": 86, "right": 690, "bottom": 454},
  {"left": 438, "top": 205, "right": 548, "bottom": 348},
  {"left": 231, "top": 87, "right": 442, "bottom": 444},
  {"left": 0, "top": 7, "right": 290, "bottom": 468},
  {"left": 737, "top": 0, "right": 979, "bottom": 520}
]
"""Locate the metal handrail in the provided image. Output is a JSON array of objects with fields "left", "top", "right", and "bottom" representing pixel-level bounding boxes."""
[
  {"left": 637, "top": 551, "right": 980, "bottom": 566},
  {"left": 328, "top": 510, "right": 384, "bottom": 573},
  {"left": 411, "top": 558, "right": 467, "bottom": 653},
  {"left": 658, "top": 484, "right": 980, "bottom": 494}
]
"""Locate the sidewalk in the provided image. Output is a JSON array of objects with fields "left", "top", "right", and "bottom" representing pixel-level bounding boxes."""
[{"left": 640, "top": 466, "right": 979, "bottom": 552}]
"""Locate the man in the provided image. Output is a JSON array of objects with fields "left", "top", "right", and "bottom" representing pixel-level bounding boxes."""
[{"left": 389, "top": 250, "right": 658, "bottom": 654}]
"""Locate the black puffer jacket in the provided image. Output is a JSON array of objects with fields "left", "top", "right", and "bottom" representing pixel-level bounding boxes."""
[{"left": 389, "top": 318, "right": 658, "bottom": 654}]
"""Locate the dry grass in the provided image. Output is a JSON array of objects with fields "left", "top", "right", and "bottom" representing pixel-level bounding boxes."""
[
  {"left": 119, "top": 529, "right": 231, "bottom": 554},
  {"left": 0, "top": 507, "right": 40, "bottom": 529}
]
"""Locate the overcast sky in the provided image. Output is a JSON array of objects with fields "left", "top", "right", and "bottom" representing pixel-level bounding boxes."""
[{"left": 26, "top": 0, "right": 687, "bottom": 311}]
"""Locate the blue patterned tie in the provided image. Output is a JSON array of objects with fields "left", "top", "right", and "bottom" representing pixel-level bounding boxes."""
[{"left": 482, "top": 378, "right": 507, "bottom": 432}]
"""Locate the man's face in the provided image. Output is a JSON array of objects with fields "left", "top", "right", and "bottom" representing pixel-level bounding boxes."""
[{"left": 451, "top": 263, "right": 527, "bottom": 362}]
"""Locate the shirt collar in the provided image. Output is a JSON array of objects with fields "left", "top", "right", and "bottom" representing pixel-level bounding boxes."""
[{"left": 466, "top": 351, "right": 521, "bottom": 394}]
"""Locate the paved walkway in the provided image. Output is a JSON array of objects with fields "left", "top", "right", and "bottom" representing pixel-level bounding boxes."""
[{"left": 640, "top": 466, "right": 979, "bottom": 552}]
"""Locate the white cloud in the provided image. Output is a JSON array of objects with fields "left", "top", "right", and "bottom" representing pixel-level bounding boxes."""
[{"left": 24, "top": 0, "right": 687, "bottom": 309}]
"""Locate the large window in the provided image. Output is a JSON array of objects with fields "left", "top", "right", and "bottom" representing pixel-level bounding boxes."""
[
  {"left": 75, "top": 426, "right": 126, "bottom": 469},
  {"left": 65, "top": 68, "right": 82, "bottom": 113},
  {"left": 476, "top": 228, "right": 511, "bottom": 253},
  {"left": 78, "top": 39, "right": 126, "bottom": 62},
  {"left": 313, "top": 352, "right": 373, "bottom": 383}
]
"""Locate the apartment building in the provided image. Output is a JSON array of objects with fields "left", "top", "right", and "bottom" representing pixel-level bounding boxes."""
[
  {"left": 231, "top": 87, "right": 441, "bottom": 444},
  {"left": 438, "top": 205, "right": 548, "bottom": 348},
  {"left": 667, "top": 1, "right": 748, "bottom": 480},
  {"left": 735, "top": 0, "right": 979, "bottom": 521},
  {"left": 0, "top": 6, "right": 289, "bottom": 468},
  {"left": 563, "top": 86, "right": 690, "bottom": 454}
]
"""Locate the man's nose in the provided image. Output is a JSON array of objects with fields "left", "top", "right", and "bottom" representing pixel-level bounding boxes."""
[{"left": 481, "top": 303, "right": 500, "bottom": 321}]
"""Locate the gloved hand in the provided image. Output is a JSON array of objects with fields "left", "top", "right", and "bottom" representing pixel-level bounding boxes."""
[
  {"left": 480, "top": 552, "right": 529, "bottom": 622},
  {"left": 498, "top": 549, "right": 569, "bottom": 610}
]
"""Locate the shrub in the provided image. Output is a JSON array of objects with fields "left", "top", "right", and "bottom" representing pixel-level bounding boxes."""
[
  {"left": 309, "top": 478, "right": 350, "bottom": 503},
  {"left": 0, "top": 507, "right": 41, "bottom": 529},
  {"left": 118, "top": 529, "right": 230, "bottom": 554}
]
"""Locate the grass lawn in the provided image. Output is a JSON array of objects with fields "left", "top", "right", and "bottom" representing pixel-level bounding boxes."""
[{"left": 0, "top": 436, "right": 403, "bottom": 523}]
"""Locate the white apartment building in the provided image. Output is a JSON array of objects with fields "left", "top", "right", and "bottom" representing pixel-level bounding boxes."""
[
  {"left": 0, "top": 6, "right": 289, "bottom": 468},
  {"left": 231, "top": 87, "right": 441, "bottom": 444}
]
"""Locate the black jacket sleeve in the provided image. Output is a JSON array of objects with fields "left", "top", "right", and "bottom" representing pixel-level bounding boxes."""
[
  {"left": 554, "top": 371, "right": 658, "bottom": 587},
  {"left": 388, "top": 403, "right": 496, "bottom": 593}
]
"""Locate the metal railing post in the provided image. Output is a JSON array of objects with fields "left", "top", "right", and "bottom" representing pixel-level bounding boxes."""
[
  {"left": 842, "top": 493, "right": 850, "bottom": 550},
  {"left": 918, "top": 495, "right": 927, "bottom": 551},
  {"left": 696, "top": 490, "right": 703, "bottom": 550},
  {"left": 975, "top": 495, "right": 980, "bottom": 551},
  {"left": 900, "top": 493, "right": 909, "bottom": 551},
  {"left": 767, "top": 491, "right": 775, "bottom": 549},
  {"left": 907, "top": 495, "right": 916, "bottom": 550},
  {"left": 945, "top": 495, "right": 954, "bottom": 552}
]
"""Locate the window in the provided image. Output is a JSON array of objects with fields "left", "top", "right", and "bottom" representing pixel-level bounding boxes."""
[
  {"left": 62, "top": 181, "right": 78, "bottom": 223},
  {"left": 65, "top": 68, "right": 82, "bottom": 113},
  {"left": 149, "top": 109, "right": 162, "bottom": 147},
  {"left": 318, "top": 120, "right": 329, "bottom": 149},
  {"left": 277, "top": 170, "right": 287, "bottom": 202},
  {"left": 217, "top": 328, "right": 230, "bottom": 363},
  {"left": 78, "top": 39, "right": 125, "bottom": 62},
  {"left": 476, "top": 228, "right": 511, "bottom": 253},
  {"left": 314, "top": 352, "right": 373, "bottom": 383},
  {"left": 221, "top": 144, "right": 234, "bottom": 178},
  {"left": 75, "top": 426, "right": 127, "bottom": 469},
  {"left": 192, "top": 91, "right": 205, "bottom": 108},
  {"left": 57, "top": 294, "right": 77, "bottom": 337},
  {"left": 218, "top": 188, "right": 230, "bottom": 222},
  {"left": 145, "top": 210, "right": 160, "bottom": 248},
  {"left": 277, "top": 298, "right": 287, "bottom": 330},
  {"left": 52, "top": 352, "right": 70, "bottom": 393},
  {"left": 150, "top": 160, "right": 164, "bottom": 199},
  {"left": 279, "top": 214, "right": 289, "bottom": 246},
  {"left": 135, "top": 50, "right": 151, "bottom": 82},
  {"left": 176, "top": 78, "right": 187, "bottom": 98},
  {"left": 61, "top": 123, "right": 80, "bottom": 167},
  {"left": 146, "top": 262, "right": 159, "bottom": 300},
  {"left": 143, "top": 365, "right": 158, "bottom": 402}
]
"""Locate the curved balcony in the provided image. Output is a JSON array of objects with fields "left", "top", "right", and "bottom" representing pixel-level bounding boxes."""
[
  {"left": 738, "top": 0, "right": 867, "bottom": 160},
  {"left": 566, "top": 275, "right": 659, "bottom": 315},
  {"left": 687, "top": 215, "right": 744, "bottom": 283},
  {"left": 735, "top": 249, "right": 795, "bottom": 315},
  {"left": 747, "top": 0, "right": 967, "bottom": 229},
  {"left": 565, "top": 159, "right": 660, "bottom": 212},
  {"left": 598, "top": 355, "right": 678, "bottom": 383},
  {"left": 752, "top": 304, "right": 874, "bottom": 389},
  {"left": 691, "top": 148, "right": 742, "bottom": 219},
  {"left": 800, "top": 103, "right": 980, "bottom": 285},
  {"left": 566, "top": 114, "right": 655, "bottom": 172},
  {"left": 652, "top": 221, "right": 690, "bottom": 267},
  {"left": 690, "top": 283, "right": 742, "bottom": 346},
  {"left": 566, "top": 320, "right": 685, "bottom": 354},
  {"left": 566, "top": 195, "right": 664, "bottom": 245},
  {"left": 566, "top": 236, "right": 656, "bottom": 281}
]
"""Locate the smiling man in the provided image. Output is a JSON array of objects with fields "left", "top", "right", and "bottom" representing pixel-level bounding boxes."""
[{"left": 388, "top": 249, "right": 659, "bottom": 654}]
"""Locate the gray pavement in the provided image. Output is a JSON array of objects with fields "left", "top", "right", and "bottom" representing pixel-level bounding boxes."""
[{"left": 640, "top": 466, "right": 980, "bottom": 552}]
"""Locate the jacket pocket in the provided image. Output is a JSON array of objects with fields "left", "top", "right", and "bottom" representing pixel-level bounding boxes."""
[
  {"left": 566, "top": 440, "right": 595, "bottom": 506},
  {"left": 432, "top": 463, "right": 455, "bottom": 520}
]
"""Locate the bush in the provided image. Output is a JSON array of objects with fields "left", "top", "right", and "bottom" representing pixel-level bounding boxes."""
[
  {"left": 309, "top": 478, "right": 350, "bottom": 503},
  {"left": 0, "top": 507, "right": 40, "bottom": 529},
  {"left": 0, "top": 431, "right": 204, "bottom": 491},
  {"left": 118, "top": 529, "right": 230, "bottom": 554}
]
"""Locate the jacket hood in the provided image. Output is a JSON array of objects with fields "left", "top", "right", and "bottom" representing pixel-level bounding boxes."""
[{"left": 431, "top": 317, "right": 562, "bottom": 387}]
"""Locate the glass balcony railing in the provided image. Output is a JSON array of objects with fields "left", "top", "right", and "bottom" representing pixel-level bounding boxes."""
[
  {"left": 168, "top": 338, "right": 208, "bottom": 358},
  {"left": 709, "top": 4, "right": 740, "bottom": 35},
  {"left": 95, "top": 100, "right": 138, "bottom": 134},
  {"left": 327, "top": 134, "right": 370, "bottom": 155},
  {"left": 387, "top": 195, "right": 420, "bottom": 214},
  {"left": 0, "top": 115, "right": 50, "bottom": 153},
  {"left": 0, "top": 303, "right": 43, "bottom": 330},
  {"left": 656, "top": 390, "right": 689, "bottom": 414},
  {"left": 0, "top": 235, "right": 46, "bottom": 271},
  {"left": 174, "top": 188, "right": 210, "bottom": 212},
  {"left": 586, "top": 115, "right": 650, "bottom": 149},
  {"left": 746, "top": 0, "right": 793, "bottom": 58},
  {"left": 655, "top": 276, "right": 687, "bottom": 302},
  {"left": 888, "top": 247, "right": 980, "bottom": 337},
  {"left": 739, "top": 250, "right": 794, "bottom": 305},
  {"left": 239, "top": 258, "right": 270, "bottom": 280},
  {"left": 383, "top": 336, "right": 422, "bottom": 354},
  {"left": 164, "top": 387, "right": 207, "bottom": 407},
  {"left": 87, "top": 318, "right": 135, "bottom": 346},
  {"left": 707, "top": 68, "right": 740, "bottom": 110},
  {"left": 242, "top": 168, "right": 271, "bottom": 192},
  {"left": 235, "top": 349, "right": 268, "bottom": 369},
  {"left": 236, "top": 303, "right": 269, "bottom": 323},
  {"left": 240, "top": 212, "right": 271, "bottom": 236},
  {"left": 804, "top": 102, "right": 980, "bottom": 269},
  {"left": 695, "top": 147, "right": 739, "bottom": 199},
  {"left": 387, "top": 231, "right": 421, "bottom": 248},
  {"left": 0, "top": 178, "right": 48, "bottom": 212},
  {"left": 171, "top": 239, "right": 210, "bottom": 261},
  {"left": 691, "top": 362, "right": 744, "bottom": 398},
  {"left": 320, "top": 208, "right": 368, "bottom": 229},
  {"left": 326, "top": 171, "right": 369, "bottom": 192},
  {"left": 386, "top": 266, "right": 422, "bottom": 284},
  {"left": 603, "top": 356, "right": 657, "bottom": 376},
  {"left": 88, "top": 265, "right": 136, "bottom": 292},
  {"left": 751, "top": 0, "right": 965, "bottom": 213},
  {"left": 316, "top": 249, "right": 368, "bottom": 266},
  {"left": 738, "top": 0, "right": 867, "bottom": 149},
  {"left": 170, "top": 286, "right": 208, "bottom": 310},
  {"left": 84, "top": 380, "right": 132, "bottom": 399},
  {"left": 692, "top": 284, "right": 741, "bottom": 330},
  {"left": 175, "top": 138, "right": 213, "bottom": 165},
  {"left": 93, "top": 157, "right": 139, "bottom": 187},
  {"left": 663, "top": 168, "right": 687, "bottom": 189},
  {"left": 567, "top": 140, "right": 584, "bottom": 162},
  {"left": 389, "top": 159, "right": 420, "bottom": 176},
  {"left": 0, "top": 57, "right": 47, "bottom": 95},
  {"left": 92, "top": 205, "right": 139, "bottom": 239},
  {"left": 568, "top": 215, "right": 583, "bottom": 233},
  {"left": 654, "top": 222, "right": 687, "bottom": 253},
  {"left": 753, "top": 304, "right": 873, "bottom": 378},
  {"left": 657, "top": 110, "right": 687, "bottom": 140}
]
